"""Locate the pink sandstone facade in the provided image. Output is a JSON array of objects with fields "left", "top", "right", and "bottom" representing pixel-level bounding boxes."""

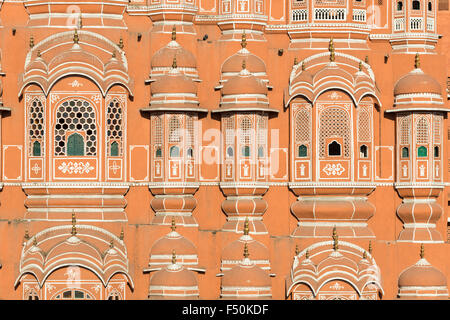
[{"left": 0, "top": 0, "right": 447, "bottom": 300}]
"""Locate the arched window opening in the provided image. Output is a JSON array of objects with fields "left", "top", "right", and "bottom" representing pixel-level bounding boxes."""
[
  {"left": 428, "top": 1, "right": 432, "bottom": 10},
  {"left": 401, "top": 147, "right": 409, "bottom": 158},
  {"left": 170, "top": 146, "right": 180, "bottom": 158},
  {"left": 155, "top": 147, "right": 162, "bottom": 158},
  {"left": 33, "top": 141, "right": 41, "bottom": 156},
  {"left": 187, "top": 147, "right": 194, "bottom": 158},
  {"left": 298, "top": 145, "right": 308, "bottom": 157},
  {"left": 434, "top": 146, "right": 439, "bottom": 158},
  {"left": 54, "top": 289, "right": 94, "bottom": 300},
  {"left": 397, "top": 1, "right": 404, "bottom": 10},
  {"left": 55, "top": 99, "right": 96, "bottom": 156},
  {"left": 417, "top": 146, "right": 428, "bottom": 157},
  {"left": 107, "top": 291, "right": 121, "bottom": 300},
  {"left": 328, "top": 141, "right": 342, "bottom": 156},
  {"left": 413, "top": 0, "right": 421, "bottom": 10},
  {"left": 360, "top": 145, "right": 368, "bottom": 158},
  {"left": 258, "top": 146, "right": 265, "bottom": 158},
  {"left": 26, "top": 289, "right": 39, "bottom": 300},
  {"left": 110, "top": 141, "right": 119, "bottom": 157},
  {"left": 227, "top": 146, "right": 234, "bottom": 158},
  {"left": 67, "top": 133, "right": 85, "bottom": 156},
  {"left": 242, "top": 146, "right": 251, "bottom": 157}
]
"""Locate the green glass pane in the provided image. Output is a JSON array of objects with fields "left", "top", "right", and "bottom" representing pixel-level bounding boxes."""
[
  {"left": 298, "top": 145, "right": 307, "bottom": 157},
  {"left": 417, "top": 146, "right": 427, "bottom": 157},
  {"left": 111, "top": 141, "right": 119, "bottom": 157},
  {"left": 242, "top": 146, "right": 250, "bottom": 157},
  {"left": 401, "top": 147, "right": 409, "bottom": 158},
  {"left": 170, "top": 146, "right": 180, "bottom": 157},
  {"left": 67, "top": 133, "right": 84, "bottom": 156},
  {"left": 155, "top": 147, "right": 162, "bottom": 158},
  {"left": 32, "top": 141, "right": 41, "bottom": 156}
]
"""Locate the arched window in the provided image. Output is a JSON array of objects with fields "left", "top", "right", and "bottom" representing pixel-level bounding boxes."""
[
  {"left": 110, "top": 141, "right": 119, "bottom": 157},
  {"left": 242, "top": 146, "right": 251, "bottom": 157},
  {"left": 54, "top": 289, "right": 94, "bottom": 300},
  {"left": 298, "top": 145, "right": 308, "bottom": 157},
  {"left": 428, "top": 1, "right": 432, "bottom": 10},
  {"left": 170, "top": 146, "right": 180, "bottom": 158},
  {"left": 107, "top": 98, "right": 123, "bottom": 157},
  {"left": 319, "top": 107, "right": 350, "bottom": 158},
  {"left": 55, "top": 99, "right": 96, "bottom": 156},
  {"left": 360, "top": 145, "right": 368, "bottom": 158},
  {"left": 32, "top": 141, "right": 41, "bottom": 156},
  {"left": 401, "top": 147, "right": 409, "bottom": 158},
  {"left": 417, "top": 146, "right": 428, "bottom": 157},
  {"left": 258, "top": 146, "right": 265, "bottom": 158},
  {"left": 412, "top": 0, "right": 421, "bottom": 10},
  {"left": 328, "top": 141, "right": 342, "bottom": 156},
  {"left": 397, "top": 1, "right": 404, "bottom": 9},
  {"left": 226, "top": 146, "right": 234, "bottom": 158},
  {"left": 434, "top": 146, "right": 439, "bottom": 158},
  {"left": 187, "top": 147, "right": 194, "bottom": 158},
  {"left": 67, "top": 133, "right": 85, "bottom": 156},
  {"left": 25, "top": 289, "right": 39, "bottom": 300},
  {"left": 155, "top": 147, "right": 162, "bottom": 158},
  {"left": 107, "top": 291, "right": 122, "bottom": 300}
]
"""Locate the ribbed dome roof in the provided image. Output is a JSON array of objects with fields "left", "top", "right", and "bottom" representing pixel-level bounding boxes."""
[
  {"left": 394, "top": 55, "right": 441, "bottom": 96},
  {"left": 398, "top": 258, "right": 447, "bottom": 287},
  {"left": 222, "top": 33, "right": 266, "bottom": 75},
  {"left": 222, "top": 260, "right": 271, "bottom": 288},
  {"left": 151, "top": 65, "right": 197, "bottom": 95},
  {"left": 222, "top": 67, "right": 267, "bottom": 96},
  {"left": 150, "top": 265, "right": 198, "bottom": 287},
  {"left": 222, "top": 236, "right": 269, "bottom": 262},
  {"left": 291, "top": 63, "right": 313, "bottom": 86},
  {"left": 150, "top": 230, "right": 197, "bottom": 256},
  {"left": 394, "top": 69, "right": 441, "bottom": 95},
  {"left": 151, "top": 29, "right": 196, "bottom": 69}
]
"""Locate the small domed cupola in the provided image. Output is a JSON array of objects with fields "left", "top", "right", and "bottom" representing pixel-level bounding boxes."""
[{"left": 398, "top": 244, "right": 448, "bottom": 300}]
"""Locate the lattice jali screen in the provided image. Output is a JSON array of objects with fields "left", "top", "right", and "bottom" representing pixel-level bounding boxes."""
[
  {"left": 319, "top": 107, "right": 351, "bottom": 157},
  {"left": 295, "top": 107, "right": 311, "bottom": 144},
  {"left": 239, "top": 116, "right": 253, "bottom": 145},
  {"left": 54, "top": 99, "right": 97, "bottom": 156},
  {"left": 168, "top": 115, "right": 182, "bottom": 143},
  {"left": 186, "top": 114, "right": 195, "bottom": 148},
  {"left": 433, "top": 113, "right": 442, "bottom": 145},
  {"left": 357, "top": 107, "right": 372, "bottom": 143},
  {"left": 106, "top": 98, "right": 124, "bottom": 156},
  {"left": 415, "top": 116, "right": 429, "bottom": 145},
  {"left": 399, "top": 114, "right": 411, "bottom": 145},
  {"left": 28, "top": 98, "right": 45, "bottom": 156}
]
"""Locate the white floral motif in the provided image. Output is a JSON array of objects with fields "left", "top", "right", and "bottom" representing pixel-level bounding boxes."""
[
  {"left": 50, "top": 94, "right": 60, "bottom": 104},
  {"left": 322, "top": 163, "right": 345, "bottom": 176},
  {"left": 90, "top": 94, "right": 101, "bottom": 104},
  {"left": 58, "top": 162, "right": 95, "bottom": 174},
  {"left": 330, "top": 282, "right": 345, "bottom": 290},
  {"left": 69, "top": 80, "right": 83, "bottom": 88}
]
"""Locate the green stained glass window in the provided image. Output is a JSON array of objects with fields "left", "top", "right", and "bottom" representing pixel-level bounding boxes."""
[
  {"left": 417, "top": 146, "right": 427, "bottom": 157},
  {"left": 67, "top": 133, "right": 85, "bottom": 156},
  {"left": 32, "top": 141, "right": 41, "bottom": 156}
]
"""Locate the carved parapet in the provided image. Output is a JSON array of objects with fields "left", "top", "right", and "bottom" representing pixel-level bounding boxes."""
[
  {"left": 149, "top": 182, "right": 199, "bottom": 227},
  {"left": 219, "top": 182, "right": 269, "bottom": 235},
  {"left": 395, "top": 183, "right": 444, "bottom": 243},
  {"left": 289, "top": 183, "right": 376, "bottom": 239}
]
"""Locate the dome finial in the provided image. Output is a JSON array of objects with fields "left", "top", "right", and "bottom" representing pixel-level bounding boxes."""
[
  {"left": 171, "top": 217, "right": 177, "bottom": 232},
  {"left": 24, "top": 230, "right": 30, "bottom": 241},
  {"left": 415, "top": 53, "right": 421, "bottom": 69},
  {"left": 301, "top": 62, "right": 305, "bottom": 71},
  {"left": 110, "top": 239, "right": 114, "bottom": 249},
  {"left": 294, "top": 57, "right": 298, "bottom": 66},
  {"left": 241, "top": 31, "right": 247, "bottom": 49},
  {"left": 78, "top": 14, "right": 83, "bottom": 29},
  {"left": 29, "top": 35, "right": 35, "bottom": 49},
  {"left": 365, "top": 55, "right": 369, "bottom": 64},
  {"left": 172, "top": 56, "right": 177, "bottom": 69},
  {"left": 329, "top": 38, "right": 335, "bottom": 62},
  {"left": 172, "top": 249, "right": 177, "bottom": 264},
  {"left": 112, "top": 50, "right": 116, "bottom": 59},
  {"left": 368, "top": 240, "right": 372, "bottom": 254},
  {"left": 332, "top": 226, "right": 339, "bottom": 251},
  {"left": 243, "top": 217, "right": 249, "bottom": 235},
  {"left": 359, "top": 61, "right": 363, "bottom": 72},
  {"left": 37, "top": 50, "right": 41, "bottom": 58},
  {"left": 305, "top": 249, "right": 310, "bottom": 259},
  {"left": 242, "top": 59, "right": 247, "bottom": 70},
  {"left": 33, "top": 237, "right": 37, "bottom": 247},
  {"left": 118, "top": 37, "right": 124, "bottom": 50},
  {"left": 73, "top": 29, "right": 79, "bottom": 44},
  {"left": 119, "top": 227, "right": 124, "bottom": 241},
  {"left": 363, "top": 251, "right": 367, "bottom": 259},
  {"left": 295, "top": 244, "right": 299, "bottom": 256},
  {"left": 243, "top": 243, "right": 249, "bottom": 259},
  {"left": 71, "top": 212, "right": 77, "bottom": 236},
  {"left": 172, "top": 25, "right": 177, "bottom": 41},
  {"left": 420, "top": 243, "right": 425, "bottom": 259}
]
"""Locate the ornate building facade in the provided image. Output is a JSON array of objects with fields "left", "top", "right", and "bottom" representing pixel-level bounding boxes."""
[{"left": 0, "top": 0, "right": 447, "bottom": 300}]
